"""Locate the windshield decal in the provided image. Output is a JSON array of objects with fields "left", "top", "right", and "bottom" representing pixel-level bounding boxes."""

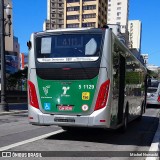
[
  {"left": 85, "top": 38, "right": 97, "bottom": 55},
  {"left": 37, "top": 57, "right": 99, "bottom": 62},
  {"left": 41, "top": 37, "right": 52, "bottom": 54}
]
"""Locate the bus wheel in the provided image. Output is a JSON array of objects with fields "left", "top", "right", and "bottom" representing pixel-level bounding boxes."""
[{"left": 120, "top": 108, "right": 128, "bottom": 133}]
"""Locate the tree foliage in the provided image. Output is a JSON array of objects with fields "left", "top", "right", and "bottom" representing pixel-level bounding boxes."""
[
  {"left": 6, "top": 67, "right": 28, "bottom": 90},
  {"left": 147, "top": 69, "right": 158, "bottom": 79}
]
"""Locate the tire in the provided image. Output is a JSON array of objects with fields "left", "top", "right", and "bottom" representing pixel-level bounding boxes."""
[
  {"left": 119, "top": 107, "right": 128, "bottom": 133},
  {"left": 122, "top": 112, "right": 128, "bottom": 132}
]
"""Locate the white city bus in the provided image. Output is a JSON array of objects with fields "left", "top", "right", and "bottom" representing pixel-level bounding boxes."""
[{"left": 28, "top": 27, "right": 147, "bottom": 131}]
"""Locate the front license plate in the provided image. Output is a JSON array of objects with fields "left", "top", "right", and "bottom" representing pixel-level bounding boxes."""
[{"left": 58, "top": 105, "right": 73, "bottom": 111}]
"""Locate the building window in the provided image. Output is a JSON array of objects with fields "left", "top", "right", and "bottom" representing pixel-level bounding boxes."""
[
  {"left": 82, "top": 22, "right": 95, "bottom": 27},
  {"left": 82, "top": 0, "right": 96, "bottom": 1},
  {"left": 52, "top": 3, "right": 55, "bottom": 7},
  {"left": 59, "top": 19, "right": 63, "bottom": 23},
  {"left": 82, "top": 13, "right": 96, "bottom": 19},
  {"left": 117, "top": 12, "right": 121, "bottom": 16},
  {"left": 117, "top": 2, "right": 121, "bottom": 5},
  {"left": 59, "top": 14, "right": 63, "bottom": 17},
  {"left": 117, "top": 17, "right": 121, "bottom": 20},
  {"left": 67, "top": 6, "right": 80, "bottom": 11},
  {"left": 51, "top": 14, "right": 55, "bottom": 18},
  {"left": 66, "top": 23, "right": 79, "bottom": 28},
  {"left": 83, "top": 5, "right": 96, "bottom": 10},
  {"left": 67, "top": 0, "right": 79, "bottom": 3},
  {"left": 67, "top": 15, "right": 79, "bottom": 20},
  {"left": 52, "top": 10, "right": 56, "bottom": 13},
  {"left": 99, "top": 7, "right": 101, "bottom": 12},
  {"left": 59, "top": 3, "right": 63, "bottom": 7}
]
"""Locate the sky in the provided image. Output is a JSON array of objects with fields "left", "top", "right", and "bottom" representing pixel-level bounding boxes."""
[{"left": 12, "top": 0, "right": 160, "bottom": 66}]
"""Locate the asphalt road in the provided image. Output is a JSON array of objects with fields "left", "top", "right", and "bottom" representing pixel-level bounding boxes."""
[{"left": 0, "top": 107, "right": 159, "bottom": 160}]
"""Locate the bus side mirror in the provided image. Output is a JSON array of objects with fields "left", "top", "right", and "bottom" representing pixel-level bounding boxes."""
[
  {"left": 27, "top": 41, "right": 32, "bottom": 50},
  {"left": 147, "top": 78, "right": 151, "bottom": 87}
]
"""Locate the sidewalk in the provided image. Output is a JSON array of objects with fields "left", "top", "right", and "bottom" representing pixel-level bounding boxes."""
[{"left": 0, "top": 103, "right": 28, "bottom": 116}]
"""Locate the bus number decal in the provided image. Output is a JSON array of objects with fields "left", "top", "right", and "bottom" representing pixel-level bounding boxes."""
[
  {"left": 78, "top": 85, "right": 94, "bottom": 90},
  {"left": 82, "top": 92, "right": 90, "bottom": 100}
]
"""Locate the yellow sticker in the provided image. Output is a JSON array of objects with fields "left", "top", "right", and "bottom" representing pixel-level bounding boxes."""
[{"left": 82, "top": 92, "right": 90, "bottom": 100}]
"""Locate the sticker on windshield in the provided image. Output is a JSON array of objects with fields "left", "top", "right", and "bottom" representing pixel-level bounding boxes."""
[
  {"left": 85, "top": 38, "right": 97, "bottom": 55},
  {"left": 41, "top": 37, "right": 51, "bottom": 54}
]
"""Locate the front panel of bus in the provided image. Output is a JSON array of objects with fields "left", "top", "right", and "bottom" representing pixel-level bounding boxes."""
[{"left": 28, "top": 29, "right": 112, "bottom": 127}]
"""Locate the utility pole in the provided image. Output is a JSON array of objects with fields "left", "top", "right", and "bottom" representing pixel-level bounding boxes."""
[{"left": 0, "top": 0, "right": 11, "bottom": 111}]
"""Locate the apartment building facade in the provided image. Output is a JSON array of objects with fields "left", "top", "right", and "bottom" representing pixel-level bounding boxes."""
[
  {"left": 107, "top": 0, "right": 129, "bottom": 35},
  {"left": 141, "top": 54, "right": 148, "bottom": 65},
  {"left": 43, "top": 0, "right": 64, "bottom": 30},
  {"left": 64, "top": 0, "right": 107, "bottom": 28},
  {"left": 44, "top": 0, "right": 108, "bottom": 30}
]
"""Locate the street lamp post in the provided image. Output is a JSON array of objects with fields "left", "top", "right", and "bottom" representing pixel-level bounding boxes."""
[{"left": 0, "top": 0, "right": 12, "bottom": 112}]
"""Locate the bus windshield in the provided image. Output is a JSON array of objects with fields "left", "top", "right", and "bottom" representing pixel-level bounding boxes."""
[{"left": 36, "top": 33, "right": 102, "bottom": 62}]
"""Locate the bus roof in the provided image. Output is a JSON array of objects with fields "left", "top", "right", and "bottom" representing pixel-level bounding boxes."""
[{"left": 34, "top": 28, "right": 103, "bottom": 35}]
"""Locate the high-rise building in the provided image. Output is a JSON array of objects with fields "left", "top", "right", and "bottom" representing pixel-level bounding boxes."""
[
  {"left": 44, "top": 0, "right": 108, "bottom": 30},
  {"left": 107, "top": 0, "right": 129, "bottom": 34},
  {"left": 141, "top": 54, "right": 148, "bottom": 65},
  {"left": 128, "top": 20, "right": 142, "bottom": 52},
  {"left": 43, "top": 0, "right": 64, "bottom": 30},
  {"left": 64, "top": 0, "right": 107, "bottom": 28}
]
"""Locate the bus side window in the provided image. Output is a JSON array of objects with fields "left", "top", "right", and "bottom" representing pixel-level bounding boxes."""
[
  {"left": 113, "top": 52, "right": 119, "bottom": 96},
  {"left": 147, "top": 78, "right": 151, "bottom": 87}
]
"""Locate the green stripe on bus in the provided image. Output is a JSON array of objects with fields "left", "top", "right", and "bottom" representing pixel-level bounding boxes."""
[{"left": 37, "top": 76, "right": 98, "bottom": 113}]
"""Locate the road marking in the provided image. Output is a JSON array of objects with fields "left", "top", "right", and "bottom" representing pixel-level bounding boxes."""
[
  {"left": 146, "top": 114, "right": 160, "bottom": 160},
  {"left": 0, "top": 129, "right": 64, "bottom": 151}
]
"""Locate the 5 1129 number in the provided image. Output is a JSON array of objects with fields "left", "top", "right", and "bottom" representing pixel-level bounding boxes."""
[{"left": 78, "top": 85, "right": 94, "bottom": 90}]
